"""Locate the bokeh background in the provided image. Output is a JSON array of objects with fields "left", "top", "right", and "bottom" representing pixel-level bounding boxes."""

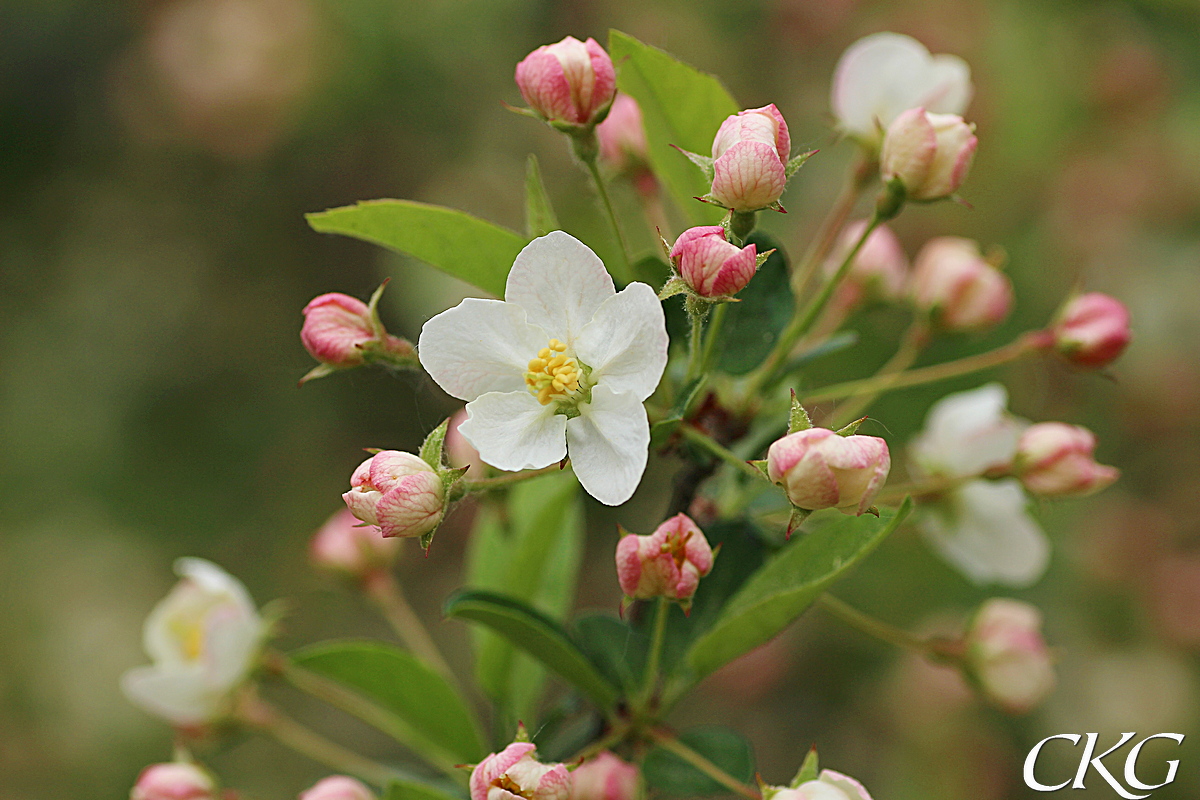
[{"left": 3, "top": 0, "right": 1200, "bottom": 798}]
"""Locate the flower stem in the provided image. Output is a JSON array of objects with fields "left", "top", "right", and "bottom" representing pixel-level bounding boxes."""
[
  {"left": 824, "top": 320, "right": 929, "bottom": 428},
  {"left": 817, "top": 594, "right": 932, "bottom": 654},
  {"left": 685, "top": 306, "right": 706, "bottom": 383},
  {"left": 648, "top": 728, "right": 760, "bottom": 800},
  {"left": 699, "top": 303, "right": 728, "bottom": 375},
  {"left": 639, "top": 597, "right": 671, "bottom": 709},
  {"left": 872, "top": 475, "right": 962, "bottom": 505},
  {"left": 789, "top": 154, "right": 874, "bottom": 296},
  {"left": 584, "top": 156, "right": 633, "bottom": 282},
  {"left": 363, "top": 572, "right": 457, "bottom": 684},
  {"left": 680, "top": 425, "right": 766, "bottom": 481},
  {"left": 464, "top": 463, "right": 565, "bottom": 490}
]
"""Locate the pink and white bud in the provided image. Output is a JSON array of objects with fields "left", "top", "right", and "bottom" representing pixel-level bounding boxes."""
[
  {"left": 670, "top": 226, "right": 759, "bottom": 298},
  {"left": 515, "top": 36, "right": 616, "bottom": 127},
  {"left": 1014, "top": 423, "right": 1119, "bottom": 498},
  {"left": 964, "top": 598, "right": 1056, "bottom": 714},
  {"left": 471, "top": 742, "right": 571, "bottom": 800},
  {"left": 1052, "top": 292, "right": 1131, "bottom": 368},
  {"left": 710, "top": 104, "right": 790, "bottom": 211},
  {"left": 767, "top": 428, "right": 890, "bottom": 515},
  {"left": 342, "top": 450, "right": 445, "bottom": 539},
  {"left": 301, "top": 292, "right": 413, "bottom": 370},
  {"left": 773, "top": 770, "right": 874, "bottom": 800},
  {"left": 596, "top": 94, "right": 649, "bottom": 173},
  {"left": 309, "top": 507, "right": 402, "bottom": 577},
  {"left": 825, "top": 219, "right": 909, "bottom": 309},
  {"left": 446, "top": 408, "right": 486, "bottom": 474},
  {"left": 131, "top": 762, "right": 217, "bottom": 800},
  {"left": 299, "top": 776, "right": 376, "bottom": 800},
  {"left": 570, "top": 752, "right": 640, "bottom": 800},
  {"left": 615, "top": 513, "right": 714, "bottom": 605},
  {"left": 911, "top": 237, "right": 1012, "bottom": 331},
  {"left": 880, "top": 108, "right": 976, "bottom": 201}
]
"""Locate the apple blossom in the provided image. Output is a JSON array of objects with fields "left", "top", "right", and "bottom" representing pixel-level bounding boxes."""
[
  {"left": 342, "top": 450, "right": 445, "bottom": 539},
  {"left": 824, "top": 219, "right": 908, "bottom": 309},
  {"left": 300, "top": 291, "right": 415, "bottom": 381},
  {"left": 832, "top": 32, "right": 972, "bottom": 143},
  {"left": 616, "top": 513, "right": 714, "bottom": 606},
  {"left": 515, "top": 37, "right": 615, "bottom": 127},
  {"left": 670, "top": 226, "right": 759, "bottom": 298},
  {"left": 570, "top": 752, "right": 640, "bottom": 800},
  {"left": 1014, "top": 422, "right": 1119, "bottom": 498},
  {"left": 710, "top": 104, "right": 790, "bottom": 211},
  {"left": 880, "top": 108, "right": 976, "bottom": 201},
  {"left": 418, "top": 232, "right": 668, "bottom": 506},
  {"left": 131, "top": 762, "right": 218, "bottom": 800},
  {"left": 911, "top": 237, "right": 1012, "bottom": 331},
  {"left": 309, "top": 507, "right": 402, "bottom": 577},
  {"left": 299, "top": 776, "right": 376, "bottom": 800},
  {"left": 596, "top": 94, "right": 648, "bottom": 173},
  {"left": 1052, "top": 292, "right": 1132, "bottom": 368},
  {"left": 963, "top": 598, "right": 1056, "bottom": 714},
  {"left": 773, "top": 770, "right": 873, "bottom": 800},
  {"left": 767, "top": 428, "right": 890, "bottom": 515},
  {"left": 909, "top": 383, "right": 1024, "bottom": 478},
  {"left": 470, "top": 742, "right": 571, "bottom": 800},
  {"left": 122, "top": 558, "right": 266, "bottom": 727}
]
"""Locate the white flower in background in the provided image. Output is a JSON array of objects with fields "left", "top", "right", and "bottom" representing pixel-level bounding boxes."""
[
  {"left": 831, "top": 32, "right": 973, "bottom": 143},
  {"left": 419, "top": 232, "right": 668, "bottom": 506},
  {"left": 122, "top": 558, "right": 266, "bottom": 727},
  {"left": 909, "top": 384, "right": 1049, "bottom": 587}
]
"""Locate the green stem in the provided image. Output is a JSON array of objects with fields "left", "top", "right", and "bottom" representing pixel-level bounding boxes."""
[
  {"left": 789, "top": 154, "right": 874, "bottom": 297},
  {"left": 825, "top": 320, "right": 929, "bottom": 428},
  {"left": 680, "top": 425, "right": 766, "bottom": 481},
  {"left": 364, "top": 572, "right": 458, "bottom": 684},
  {"left": 873, "top": 474, "right": 962, "bottom": 505},
  {"left": 584, "top": 157, "right": 633, "bottom": 282},
  {"left": 699, "top": 303, "right": 728, "bottom": 375},
  {"left": 639, "top": 597, "right": 671, "bottom": 708},
  {"left": 817, "top": 594, "right": 931, "bottom": 654},
  {"left": 685, "top": 306, "right": 706, "bottom": 383},
  {"left": 648, "top": 729, "right": 760, "bottom": 800},
  {"left": 465, "top": 463, "right": 564, "bottom": 490}
]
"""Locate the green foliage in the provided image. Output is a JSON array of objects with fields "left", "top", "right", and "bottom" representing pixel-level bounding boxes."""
[
  {"left": 684, "top": 499, "right": 914, "bottom": 680},
  {"left": 643, "top": 727, "right": 755, "bottom": 796},
  {"left": 291, "top": 640, "right": 486, "bottom": 764},
  {"left": 573, "top": 613, "right": 649, "bottom": 692},
  {"left": 717, "top": 231, "right": 795, "bottom": 375},
  {"left": 525, "top": 155, "right": 559, "bottom": 238},
  {"left": 608, "top": 30, "right": 739, "bottom": 226},
  {"left": 383, "top": 779, "right": 465, "bottom": 800},
  {"left": 650, "top": 375, "right": 706, "bottom": 446},
  {"left": 306, "top": 200, "right": 527, "bottom": 297}
]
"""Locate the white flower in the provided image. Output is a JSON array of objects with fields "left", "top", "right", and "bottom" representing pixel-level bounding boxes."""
[
  {"left": 418, "top": 232, "right": 668, "bottom": 506},
  {"left": 909, "top": 384, "right": 1049, "bottom": 587},
  {"left": 122, "top": 558, "right": 266, "bottom": 726},
  {"left": 831, "top": 32, "right": 972, "bottom": 143}
]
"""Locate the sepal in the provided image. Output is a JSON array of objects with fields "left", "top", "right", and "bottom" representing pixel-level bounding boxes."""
[
  {"left": 420, "top": 418, "right": 451, "bottom": 469},
  {"left": 672, "top": 145, "right": 715, "bottom": 181},
  {"left": 790, "top": 746, "right": 820, "bottom": 788},
  {"left": 788, "top": 390, "right": 813, "bottom": 434},
  {"left": 785, "top": 149, "right": 818, "bottom": 179}
]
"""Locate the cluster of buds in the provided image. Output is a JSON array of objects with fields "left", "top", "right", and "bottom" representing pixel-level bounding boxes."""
[
  {"left": 471, "top": 741, "right": 571, "bottom": 800},
  {"left": 616, "top": 513, "right": 714, "bottom": 611},
  {"left": 961, "top": 598, "right": 1056, "bottom": 714},
  {"left": 300, "top": 282, "right": 417, "bottom": 384},
  {"left": 300, "top": 776, "right": 376, "bottom": 800},
  {"left": 1013, "top": 422, "right": 1119, "bottom": 497},
  {"left": 131, "top": 762, "right": 218, "bottom": 800},
  {"left": 911, "top": 237, "right": 1012, "bottom": 332}
]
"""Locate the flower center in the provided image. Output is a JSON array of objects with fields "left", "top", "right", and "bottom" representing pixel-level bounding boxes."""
[
  {"left": 525, "top": 338, "right": 583, "bottom": 406},
  {"left": 661, "top": 529, "right": 694, "bottom": 569},
  {"left": 169, "top": 615, "right": 205, "bottom": 661}
]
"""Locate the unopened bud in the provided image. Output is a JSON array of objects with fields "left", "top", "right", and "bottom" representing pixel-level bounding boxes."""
[
  {"left": 1014, "top": 422, "right": 1118, "bottom": 498},
  {"left": 570, "top": 752, "right": 640, "bottom": 800},
  {"left": 131, "top": 762, "right": 217, "bottom": 800},
  {"left": 300, "top": 290, "right": 414, "bottom": 380},
  {"left": 710, "top": 105, "right": 790, "bottom": 211},
  {"left": 880, "top": 107, "right": 976, "bottom": 201},
  {"left": 773, "top": 771, "right": 873, "bottom": 800},
  {"left": 343, "top": 450, "right": 445, "bottom": 539},
  {"left": 1052, "top": 292, "right": 1131, "bottom": 368},
  {"left": 309, "top": 507, "right": 402, "bottom": 578},
  {"left": 767, "top": 428, "right": 890, "bottom": 515},
  {"left": 670, "top": 226, "right": 758, "bottom": 298},
  {"left": 911, "top": 237, "right": 1012, "bottom": 331},
  {"left": 596, "top": 94, "right": 649, "bottom": 173},
  {"left": 964, "top": 598, "right": 1056, "bottom": 714},
  {"left": 616, "top": 513, "right": 714, "bottom": 605},
  {"left": 515, "top": 37, "right": 616, "bottom": 127},
  {"left": 825, "top": 220, "right": 909, "bottom": 310},
  {"left": 299, "top": 776, "right": 376, "bottom": 800}
]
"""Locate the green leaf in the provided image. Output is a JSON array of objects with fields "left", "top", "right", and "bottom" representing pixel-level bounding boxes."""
[
  {"left": 683, "top": 499, "right": 913, "bottom": 680},
  {"left": 291, "top": 640, "right": 486, "bottom": 764},
  {"left": 306, "top": 200, "right": 527, "bottom": 297},
  {"left": 572, "top": 614, "right": 648, "bottom": 692},
  {"left": 644, "top": 727, "right": 755, "bottom": 796},
  {"left": 717, "top": 231, "right": 795, "bottom": 375},
  {"left": 445, "top": 590, "right": 620, "bottom": 711},
  {"left": 383, "top": 779, "right": 464, "bottom": 800},
  {"left": 650, "top": 375, "right": 706, "bottom": 447},
  {"left": 608, "top": 30, "right": 739, "bottom": 226},
  {"left": 525, "top": 154, "right": 559, "bottom": 238}
]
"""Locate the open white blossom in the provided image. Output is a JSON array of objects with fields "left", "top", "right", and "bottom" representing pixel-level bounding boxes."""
[
  {"left": 418, "top": 232, "right": 668, "bottom": 506},
  {"left": 909, "top": 384, "right": 1048, "bottom": 587},
  {"left": 122, "top": 558, "right": 266, "bottom": 726},
  {"left": 832, "top": 32, "right": 973, "bottom": 143}
]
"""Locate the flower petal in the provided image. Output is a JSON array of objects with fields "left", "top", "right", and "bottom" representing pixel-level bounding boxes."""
[
  {"left": 459, "top": 391, "right": 567, "bottom": 471},
  {"left": 504, "top": 232, "right": 615, "bottom": 344},
  {"left": 910, "top": 383, "right": 1025, "bottom": 477},
  {"left": 832, "top": 32, "right": 929, "bottom": 136},
  {"left": 573, "top": 282, "right": 668, "bottom": 401},
  {"left": 121, "top": 665, "right": 223, "bottom": 726},
  {"left": 419, "top": 298, "right": 548, "bottom": 402},
  {"left": 922, "top": 54, "right": 973, "bottom": 116},
  {"left": 565, "top": 386, "right": 648, "bottom": 506}
]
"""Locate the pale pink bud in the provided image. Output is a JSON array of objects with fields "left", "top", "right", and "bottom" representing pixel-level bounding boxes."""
[
  {"left": 515, "top": 37, "right": 616, "bottom": 126},
  {"left": 299, "top": 776, "right": 376, "bottom": 800},
  {"left": 911, "top": 237, "right": 1012, "bottom": 331},
  {"left": 446, "top": 408, "right": 485, "bottom": 474},
  {"left": 131, "top": 762, "right": 217, "bottom": 800},
  {"left": 301, "top": 292, "right": 413, "bottom": 370},
  {"left": 825, "top": 219, "right": 909, "bottom": 309},
  {"left": 342, "top": 450, "right": 445, "bottom": 539},
  {"left": 309, "top": 507, "right": 402, "bottom": 577},
  {"left": 596, "top": 94, "right": 648, "bottom": 173},
  {"left": 615, "top": 513, "right": 714, "bottom": 604},
  {"left": 964, "top": 598, "right": 1056, "bottom": 714},
  {"left": 710, "top": 104, "right": 790, "bottom": 211},
  {"left": 670, "top": 226, "right": 758, "bottom": 298},
  {"left": 1052, "top": 292, "right": 1131, "bottom": 368},
  {"left": 471, "top": 742, "right": 571, "bottom": 800},
  {"left": 570, "top": 752, "right": 639, "bottom": 800},
  {"left": 1014, "top": 423, "right": 1119, "bottom": 498},
  {"left": 773, "top": 770, "right": 874, "bottom": 800},
  {"left": 766, "top": 428, "right": 890, "bottom": 515},
  {"left": 880, "top": 107, "right": 976, "bottom": 201}
]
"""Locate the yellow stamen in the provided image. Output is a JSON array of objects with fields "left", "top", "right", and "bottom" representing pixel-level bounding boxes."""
[{"left": 524, "top": 338, "right": 583, "bottom": 405}]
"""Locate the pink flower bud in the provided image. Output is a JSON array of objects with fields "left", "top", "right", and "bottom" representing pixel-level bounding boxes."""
[
  {"left": 670, "top": 226, "right": 758, "bottom": 298},
  {"left": 880, "top": 107, "right": 976, "bottom": 201},
  {"left": 596, "top": 94, "right": 648, "bottom": 173},
  {"left": 301, "top": 292, "right": 413, "bottom": 370},
  {"left": 445, "top": 408, "right": 485, "bottom": 474},
  {"left": 471, "top": 742, "right": 571, "bottom": 800},
  {"left": 299, "top": 776, "right": 376, "bottom": 800},
  {"left": 825, "top": 219, "right": 909, "bottom": 309},
  {"left": 1014, "top": 423, "right": 1119, "bottom": 498},
  {"left": 570, "top": 752, "right": 640, "bottom": 800},
  {"left": 615, "top": 513, "right": 714, "bottom": 604},
  {"left": 131, "top": 762, "right": 217, "bottom": 800},
  {"left": 964, "top": 598, "right": 1056, "bottom": 714},
  {"left": 309, "top": 507, "right": 402, "bottom": 577},
  {"left": 911, "top": 237, "right": 1012, "bottom": 331},
  {"left": 515, "top": 37, "right": 616, "bottom": 126},
  {"left": 767, "top": 428, "right": 890, "bottom": 515},
  {"left": 710, "top": 105, "right": 790, "bottom": 211},
  {"left": 1052, "top": 292, "right": 1131, "bottom": 368},
  {"left": 773, "top": 770, "right": 874, "bottom": 800},
  {"left": 342, "top": 450, "right": 445, "bottom": 539}
]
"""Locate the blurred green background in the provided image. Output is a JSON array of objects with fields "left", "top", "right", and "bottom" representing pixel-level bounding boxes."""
[{"left": 3, "top": 0, "right": 1200, "bottom": 797}]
